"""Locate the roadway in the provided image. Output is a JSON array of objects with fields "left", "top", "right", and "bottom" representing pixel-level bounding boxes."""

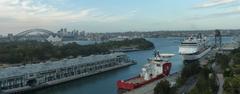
[
  {"left": 216, "top": 74, "right": 224, "bottom": 94},
  {"left": 177, "top": 75, "right": 197, "bottom": 94}
]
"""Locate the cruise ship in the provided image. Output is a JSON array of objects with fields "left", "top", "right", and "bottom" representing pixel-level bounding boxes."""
[
  {"left": 179, "top": 34, "right": 211, "bottom": 61},
  {"left": 117, "top": 51, "right": 174, "bottom": 93},
  {"left": 0, "top": 53, "right": 135, "bottom": 94}
]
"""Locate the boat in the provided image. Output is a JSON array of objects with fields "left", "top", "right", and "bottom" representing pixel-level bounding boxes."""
[
  {"left": 179, "top": 33, "right": 211, "bottom": 61},
  {"left": 0, "top": 53, "right": 135, "bottom": 94},
  {"left": 117, "top": 51, "right": 174, "bottom": 92}
]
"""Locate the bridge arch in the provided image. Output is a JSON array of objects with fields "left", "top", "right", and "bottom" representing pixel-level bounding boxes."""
[{"left": 15, "top": 29, "right": 57, "bottom": 41}]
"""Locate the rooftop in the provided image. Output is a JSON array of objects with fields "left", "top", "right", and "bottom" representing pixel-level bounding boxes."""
[{"left": 0, "top": 53, "right": 125, "bottom": 79}]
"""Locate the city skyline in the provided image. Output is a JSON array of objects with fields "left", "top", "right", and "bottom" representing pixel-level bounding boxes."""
[{"left": 1, "top": 0, "right": 240, "bottom": 34}]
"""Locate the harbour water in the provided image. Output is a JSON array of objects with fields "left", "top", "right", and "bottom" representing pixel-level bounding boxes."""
[{"left": 29, "top": 37, "right": 233, "bottom": 94}]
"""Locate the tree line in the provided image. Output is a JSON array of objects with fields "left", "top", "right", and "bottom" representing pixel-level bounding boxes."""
[
  {"left": 222, "top": 47, "right": 240, "bottom": 94},
  {"left": 0, "top": 38, "right": 154, "bottom": 64}
]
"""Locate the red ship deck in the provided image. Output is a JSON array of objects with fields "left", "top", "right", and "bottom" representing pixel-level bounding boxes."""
[
  {"left": 126, "top": 76, "right": 144, "bottom": 83},
  {"left": 117, "top": 61, "right": 172, "bottom": 92}
]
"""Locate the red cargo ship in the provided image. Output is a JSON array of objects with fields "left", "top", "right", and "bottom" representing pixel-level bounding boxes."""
[{"left": 117, "top": 51, "right": 175, "bottom": 92}]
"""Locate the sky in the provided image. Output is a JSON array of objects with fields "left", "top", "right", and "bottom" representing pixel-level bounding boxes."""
[{"left": 1, "top": 0, "right": 240, "bottom": 34}]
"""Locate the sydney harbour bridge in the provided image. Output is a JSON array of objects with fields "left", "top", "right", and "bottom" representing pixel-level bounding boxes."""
[{"left": 14, "top": 29, "right": 58, "bottom": 42}]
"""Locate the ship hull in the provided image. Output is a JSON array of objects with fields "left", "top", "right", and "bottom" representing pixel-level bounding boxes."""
[
  {"left": 117, "top": 74, "right": 165, "bottom": 91},
  {"left": 117, "top": 62, "right": 171, "bottom": 91},
  {"left": 181, "top": 47, "right": 211, "bottom": 61}
]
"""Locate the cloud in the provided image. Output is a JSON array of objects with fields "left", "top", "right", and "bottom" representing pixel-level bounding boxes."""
[
  {"left": 0, "top": 0, "right": 135, "bottom": 25},
  {"left": 190, "top": 0, "right": 240, "bottom": 19},
  {"left": 189, "top": 7, "right": 240, "bottom": 20},
  {"left": 0, "top": 0, "right": 139, "bottom": 34},
  {"left": 195, "top": 0, "right": 237, "bottom": 8},
  {"left": 211, "top": 7, "right": 240, "bottom": 16}
]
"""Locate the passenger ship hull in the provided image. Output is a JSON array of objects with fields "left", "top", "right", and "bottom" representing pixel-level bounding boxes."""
[{"left": 181, "top": 47, "right": 211, "bottom": 61}]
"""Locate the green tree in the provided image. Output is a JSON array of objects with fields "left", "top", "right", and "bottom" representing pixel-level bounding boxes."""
[
  {"left": 176, "top": 62, "right": 200, "bottom": 86},
  {"left": 215, "top": 53, "right": 230, "bottom": 70},
  {"left": 154, "top": 80, "right": 174, "bottom": 94},
  {"left": 223, "top": 76, "right": 240, "bottom": 94},
  {"left": 189, "top": 66, "right": 222, "bottom": 94}
]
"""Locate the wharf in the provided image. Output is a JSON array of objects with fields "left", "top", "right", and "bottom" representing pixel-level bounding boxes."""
[
  {"left": 200, "top": 43, "right": 239, "bottom": 65},
  {"left": 0, "top": 53, "right": 135, "bottom": 94}
]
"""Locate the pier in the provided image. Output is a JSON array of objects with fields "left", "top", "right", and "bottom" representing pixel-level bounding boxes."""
[{"left": 0, "top": 53, "right": 135, "bottom": 94}]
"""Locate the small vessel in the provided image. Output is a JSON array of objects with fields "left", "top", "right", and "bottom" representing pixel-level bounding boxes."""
[
  {"left": 117, "top": 51, "right": 174, "bottom": 92},
  {"left": 179, "top": 33, "right": 211, "bottom": 61}
]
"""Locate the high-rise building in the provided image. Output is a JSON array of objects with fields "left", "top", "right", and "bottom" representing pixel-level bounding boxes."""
[{"left": 7, "top": 33, "right": 14, "bottom": 41}]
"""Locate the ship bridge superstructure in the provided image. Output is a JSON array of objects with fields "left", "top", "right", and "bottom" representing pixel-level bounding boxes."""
[{"left": 141, "top": 51, "right": 174, "bottom": 80}]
